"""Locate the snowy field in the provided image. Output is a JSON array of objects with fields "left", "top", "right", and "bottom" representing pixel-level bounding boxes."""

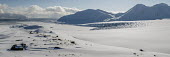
[{"left": 0, "top": 19, "right": 170, "bottom": 57}]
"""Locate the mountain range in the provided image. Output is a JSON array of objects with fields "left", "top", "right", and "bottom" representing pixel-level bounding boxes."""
[
  {"left": 58, "top": 3, "right": 170, "bottom": 24},
  {"left": 117, "top": 3, "right": 170, "bottom": 21}
]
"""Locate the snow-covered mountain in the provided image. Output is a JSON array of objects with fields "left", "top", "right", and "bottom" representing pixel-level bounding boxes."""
[
  {"left": 117, "top": 3, "right": 170, "bottom": 21},
  {"left": 58, "top": 9, "right": 115, "bottom": 24},
  {"left": 0, "top": 13, "right": 27, "bottom": 19}
]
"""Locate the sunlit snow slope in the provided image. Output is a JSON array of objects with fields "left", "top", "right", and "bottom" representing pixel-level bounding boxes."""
[{"left": 0, "top": 20, "right": 170, "bottom": 57}]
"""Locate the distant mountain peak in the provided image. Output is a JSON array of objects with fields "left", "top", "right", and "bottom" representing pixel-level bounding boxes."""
[
  {"left": 127, "top": 4, "right": 148, "bottom": 12},
  {"left": 135, "top": 4, "right": 146, "bottom": 7},
  {"left": 132, "top": 4, "right": 148, "bottom": 9},
  {"left": 58, "top": 9, "right": 114, "bottom": 24},
  {"left": 81, "top": 9, "right": 106, "bottom": 12},
  {"left": 153, "top": 3, "right": 169, "bottom": 7},
  {"left": 84, "top": 9, "right": 95, "bottom": 11},
  {"left": 117, "top": 3, "right": 170, "bottom": 21}
]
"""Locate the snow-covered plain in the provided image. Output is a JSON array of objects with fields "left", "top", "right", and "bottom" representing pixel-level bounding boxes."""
[{"left": 0, "top": 19, "right": 170, "bottom": 57}]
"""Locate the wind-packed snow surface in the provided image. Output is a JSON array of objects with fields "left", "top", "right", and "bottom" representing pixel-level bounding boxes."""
[{"left": 0, "top": 19, "right": 170, "bottom": 57}]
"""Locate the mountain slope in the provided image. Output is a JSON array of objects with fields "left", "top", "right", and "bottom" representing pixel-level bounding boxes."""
[
  {"left": 58, "top": 9, "right": 114, "bottom": 24},
  {"left": 117, "top": 3, "right": 170, "bottom": 21}
]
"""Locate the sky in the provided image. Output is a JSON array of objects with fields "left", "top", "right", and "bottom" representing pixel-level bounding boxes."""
[
  {"left": 0, "top": 0, "right": 170, "bottom": 18},
  {"left": 0, "top": 0, "right": 170, "bottom": 11}
]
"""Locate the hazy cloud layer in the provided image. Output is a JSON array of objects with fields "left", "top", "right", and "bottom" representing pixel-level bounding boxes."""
[
  {"left": 0, "top": 4, "right": 8, "bottom": 13},
  {"left": 0, "top": 4, "right": 81, "bottom": 18},
  {"left": 109, "top": 11, "right": 125, "bottom": 14}
]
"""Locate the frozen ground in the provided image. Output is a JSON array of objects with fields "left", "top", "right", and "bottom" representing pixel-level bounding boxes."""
[{"left": 0, "top": 19, "right": 170, "bottom": 57}]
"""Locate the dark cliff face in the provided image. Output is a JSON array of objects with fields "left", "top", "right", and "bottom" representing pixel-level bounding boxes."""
[
  {"left": 117, "top": 3, "right": 170, "bottom": 21},
  {"left": 58, "top": 9, "right": 114, "bottom": 24}
]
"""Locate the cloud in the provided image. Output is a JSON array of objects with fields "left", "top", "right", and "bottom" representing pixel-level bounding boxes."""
[
  {"left": 63, "top": 7, "right": 80, "bottom": 13},
  {"left": 0, "top": 4, "right": 81, "bottom": 18},
  {"left": 0, "top": 4, "right": 8, "bottom": 9},
  {"left": 0, "top": 4, "right": 8, "bottom": 13},
  {"left": 46, "top": 6, "right": 66, "bottom": 12},
  {"left": 109, "top": 11, "right": 125, "bottom": 14},
  {"left": 27, "top": 5, "right": 44, "bottom": 12}
]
